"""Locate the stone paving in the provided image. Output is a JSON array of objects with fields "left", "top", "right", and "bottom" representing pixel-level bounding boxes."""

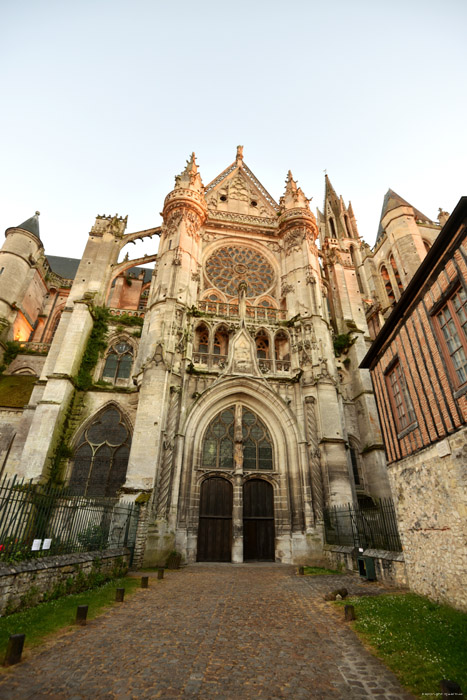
[{"left": 0, "top": 564, "right": 414, "bottom": 699}]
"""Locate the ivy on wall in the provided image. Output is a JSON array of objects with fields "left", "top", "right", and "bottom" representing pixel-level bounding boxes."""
[{"left": 75, "top": 306, "right": 110, "bottom": 390}]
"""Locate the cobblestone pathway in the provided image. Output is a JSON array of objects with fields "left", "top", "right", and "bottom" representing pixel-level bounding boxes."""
[{"left": 0, "top": 564, "right": 414, "bottom": 700}]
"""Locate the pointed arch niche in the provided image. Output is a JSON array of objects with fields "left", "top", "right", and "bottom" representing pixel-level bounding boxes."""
[{"left": 69, "top": 405, "right": 132, "bottom": 497}]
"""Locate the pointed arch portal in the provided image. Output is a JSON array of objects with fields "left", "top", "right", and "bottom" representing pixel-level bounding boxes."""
[{"left": 196, "top": 404, "right": 276, "bottom": 562}]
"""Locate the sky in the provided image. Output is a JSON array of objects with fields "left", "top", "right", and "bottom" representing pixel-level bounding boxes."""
[{"left": 1, "top": 0, "right": 466, "bottom": 264}]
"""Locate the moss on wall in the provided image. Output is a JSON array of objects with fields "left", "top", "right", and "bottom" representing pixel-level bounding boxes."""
[{"left": 0, "top": 375, "right": 36, "bottom": 408}]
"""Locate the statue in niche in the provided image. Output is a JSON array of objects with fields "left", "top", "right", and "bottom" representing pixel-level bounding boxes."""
[{"left": 233, "top": 335, "right": 253, "bottom": 374}]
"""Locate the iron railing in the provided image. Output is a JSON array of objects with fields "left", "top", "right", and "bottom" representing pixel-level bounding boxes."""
[
  {"left": 323, "top": 499, "right": 402, "bottom": 552},
  {"left": 0, "top": 475, "right": 138, "bottom": 564}
]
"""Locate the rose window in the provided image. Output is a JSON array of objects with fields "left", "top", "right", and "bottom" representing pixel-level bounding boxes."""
[{"left": 204, "top": 246, "right": 274, "bottom": 298}]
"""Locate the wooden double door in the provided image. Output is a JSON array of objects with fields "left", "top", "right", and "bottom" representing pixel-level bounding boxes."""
[{"left": 197, "top": 477, "right": 275, "bottom": 562}]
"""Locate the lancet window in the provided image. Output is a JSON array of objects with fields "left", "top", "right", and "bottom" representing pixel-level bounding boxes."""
[
  {"left": 202, "top": 408, "right": 235, "bottom": 469},
  {"left": 274, "top": 331, "right": 290, "bottom": 361},
  {"left": 201, "top": 406, "right": 273, "bottom": 472},
  {"left": 103, "top": 341, "right": 134, "bottom": 382},
  {"left": 255, "top": 333, "right": 269, "bottom": 359},
  {"left": 213, "top": 327, "right": 229, "bottom": 356},
  {"left": 349, "top": 444, "right": 363, "bottom": 488},
  {"left": 69, "top": 406, "right": 131, "bottom": 497},
  {"left": 241, "top": 410, "right": 273, "bottom": 471},
  {"left": 390, "top": 255, "right": 404, "bottom": 293},
  {"left": 195, "top": 325, "right": 210, "bottom": 354},
  {"left": 381, "top": 265, "right": 395, "bottom": 305}
]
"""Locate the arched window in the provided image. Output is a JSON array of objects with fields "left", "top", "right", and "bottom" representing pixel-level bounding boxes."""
[
  {"left": 195, "top": 325, "right": 209, "bottom": 354},
  {"left": 242, "top": 410, "right": 273, "bottom": 470},
  {"left": 69, "top": 406, "right": 131, "bottom": 497},
  {"left": 345, "top": 216, "right": 352, "bottom": 238},
  {"left": 201, "top": 406, "right": 273, "bottom": 472},
  {"left": 274, "top": 331, "right": 290, "bottom": 361},
  {"left": 256, "top": 333, "right": 269, "bottom": 359},
  {"left": 390, "top": 255, "right": 404, "bottom": 293},
  {"left": 329, "top": 218, "right": 337, "bottom": 238},
  {"left": 381, "top": 265, "right": 395, "bottom": 304},
  {"left": 349, "top": 445, "right": 363, "bottom": 487},
  {"left": 103, "top": 342, "right": 134, "bottom": 382},
  {"left": 202, "top": 408, "right": 235, "bottom": 469},
  {"left": 213, "top": 327, "right": 229, "bottom": 356}
]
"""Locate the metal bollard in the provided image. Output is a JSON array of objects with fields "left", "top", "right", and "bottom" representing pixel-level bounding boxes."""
[
  {"left": 76, "top": 605, "right": 88, "bottom": 626},
  {"left": 3, "top": 634, "right": 25, "bottom": 666},
  {"left": 298, "top": 566, "right": 305, "bottom": 576},
  {"left": 141, "top": 576, "right": 149, "bottom": 589},
  {"left": 344, "top": 604, "right": 356, "bottom": 621},
  {"left": 440, "top": 679, "right": 463, "bottom": 699},
  {"left": 157, "top": 568, "right": 164, "bottom": 580},
  {"left": 115, "top": 587, "right": 125, "bottom": 602}
]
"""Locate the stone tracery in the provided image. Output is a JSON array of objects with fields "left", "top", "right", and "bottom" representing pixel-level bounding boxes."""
[{"left": 204, "top": 245, "right": 275, "bottom": 298}]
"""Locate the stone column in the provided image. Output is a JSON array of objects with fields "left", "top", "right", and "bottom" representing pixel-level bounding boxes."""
[{"left": 231, "top": 404, "right": 243, "bottom": 563}]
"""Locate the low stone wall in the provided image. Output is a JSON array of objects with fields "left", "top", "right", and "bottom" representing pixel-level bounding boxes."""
[
  {"left": 0, "top": 547, "right": 131, "bottom": 616},
  {"left": 324, "top": 545, "right": 407, "bottom": 587}
]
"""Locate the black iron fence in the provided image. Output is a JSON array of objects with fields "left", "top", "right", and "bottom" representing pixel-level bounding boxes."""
[
  {"left": 323, "top": 499, "right": 402, "bottom": 552},
  {"left": 0, "top": 475, "right": 139, "bottom": 564}
]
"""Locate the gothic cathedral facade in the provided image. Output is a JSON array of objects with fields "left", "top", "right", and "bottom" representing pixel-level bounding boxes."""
[{"left": 0, "top": 147, "right": 443, "bottom": 565}]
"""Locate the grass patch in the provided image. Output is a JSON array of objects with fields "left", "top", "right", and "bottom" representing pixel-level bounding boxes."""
[
  {"left": 303, "top": 566, "right": 341, "bottom": 575},
  {"left": 0, "top": 576, "right": 140, "bottom": 658},
  {"left": 337, "top": 593, "right": 467, "bottom": 697}
]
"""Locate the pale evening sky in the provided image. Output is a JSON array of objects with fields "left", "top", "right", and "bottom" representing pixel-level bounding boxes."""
[{"left": 1, "top": 0, "right": 465, "bottom": 263}]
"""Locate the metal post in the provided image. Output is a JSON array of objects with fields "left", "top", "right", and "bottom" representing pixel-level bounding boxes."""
[
  {"left": 157, "top": 568, "right": 164, "bottom": 580},
  {"left": 76, "top": 605, "right": 88, "bottom": 625},
  {"left": 344, "top": 605, "right": 356, "bottom": 621},
  {"left": 115, "top": 587, "right": 125, "bottom": 602},
  {"left": 141, "top": 576, "right": 149, "bottom": 588},
  {"left": 3, "top": 634, "right": 25, "bottom": 666},
  {"left": 298, "top": 566, "right": 305, "bottom": 575}
]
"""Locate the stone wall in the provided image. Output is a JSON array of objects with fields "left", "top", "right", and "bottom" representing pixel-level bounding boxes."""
[
  {"left": 388, "top": 428, "right": 467, "bottom": 612},
  {"left": 0, "top": 547, "right": 131, "bottom": 616},
  {"left": 324, "top": 545, "right": 407, "bottom": 588}
]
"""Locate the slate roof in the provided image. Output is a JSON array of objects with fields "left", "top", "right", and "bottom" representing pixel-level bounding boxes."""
[
  {"left": 376, "top": 189, "right": 433, "bottom": 243},
  {"left": 47, "top": 256, "right": 81, "bottom": 279},
  {"left": 17, "top": 212, "right": 41, "bottom": 240},
  {"left": 47, "top": 255, "right": 153, "bottom": 283}
]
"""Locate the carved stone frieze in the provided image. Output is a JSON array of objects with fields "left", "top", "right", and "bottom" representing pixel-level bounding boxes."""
[
  {"left": 207, "top": 209, "right": 277, "bottom": 229},
  {"left": 283, "top": 227, "right": 307, "bottom": 256}
]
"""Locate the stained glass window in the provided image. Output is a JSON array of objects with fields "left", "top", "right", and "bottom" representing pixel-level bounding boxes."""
[
  {"left": 201, "top": 406, "right": 273, "bottom": 471},
  {"left": 202, "top": 408, "right": 235, "bottom": 469},
  {"left": 103, "top": 342, "right": 134, "bottom": 382},
  {"left": 205, "top": 246, "right": 274, "bottom": 298},
  {"left": 242, "top": 410, "right": 273, "bottom": 470},
  {"left": 69, "top": 406, "right": 131, "bottom": 496}
]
